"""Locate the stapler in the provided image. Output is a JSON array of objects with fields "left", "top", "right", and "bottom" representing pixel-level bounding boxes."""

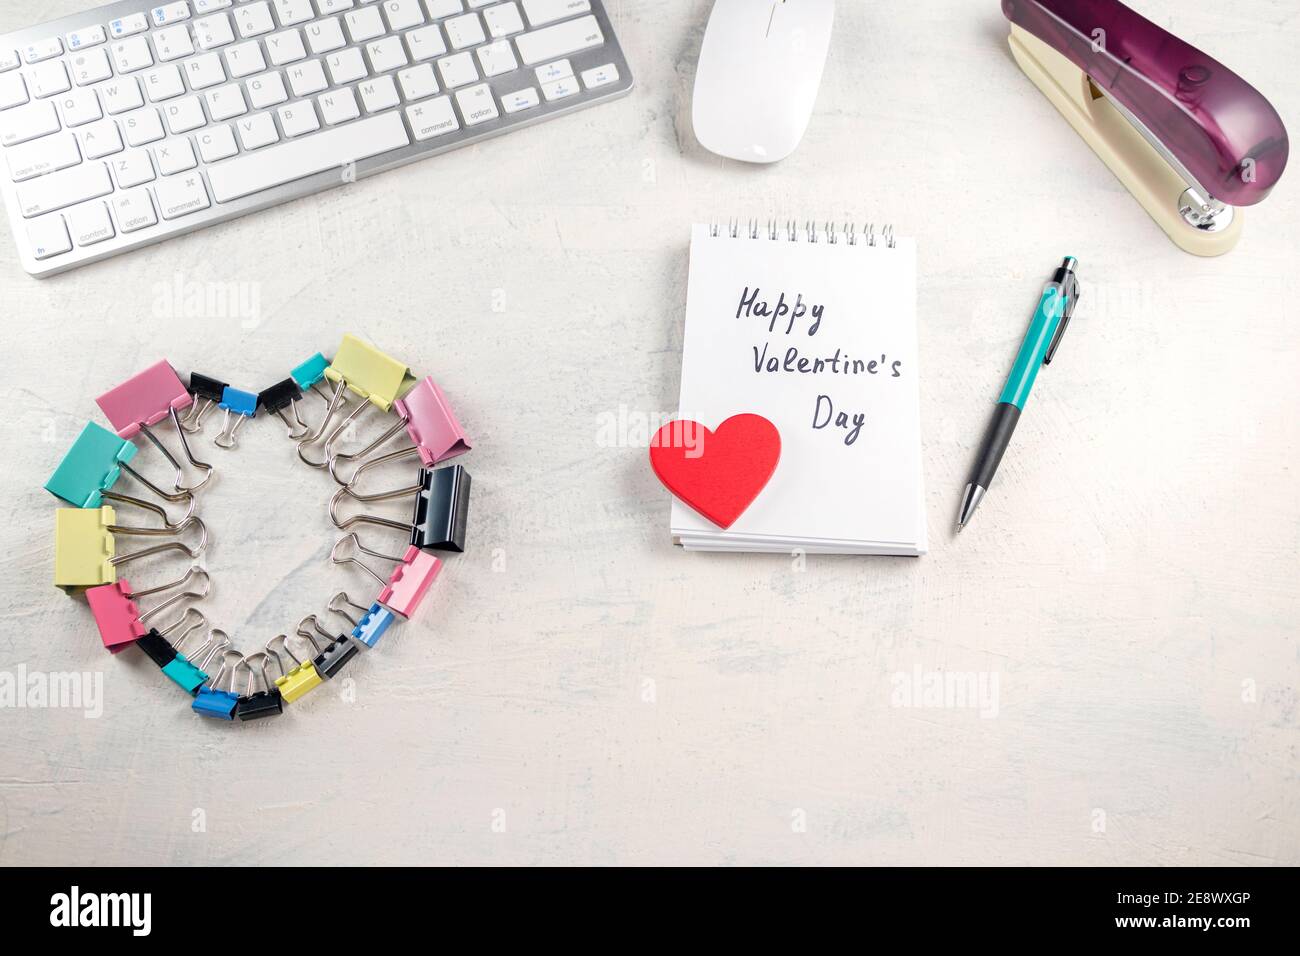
[{"left": 1002, "top": 0, "right": 1289, "bottom": 256}]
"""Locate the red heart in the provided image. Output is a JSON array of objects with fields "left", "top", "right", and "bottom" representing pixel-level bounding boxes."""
[{"left": 649, "top": 414, "right": 781, "bottom": 529}]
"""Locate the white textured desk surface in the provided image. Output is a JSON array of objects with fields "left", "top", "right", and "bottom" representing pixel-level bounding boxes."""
[{"left": 0, "top": 0, "right": 1296, "bottom": 867}]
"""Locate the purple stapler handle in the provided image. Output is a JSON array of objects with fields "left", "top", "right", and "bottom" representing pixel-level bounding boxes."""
[{"left": 1002, "top": 0, "right": 1289, "bottom": 205}]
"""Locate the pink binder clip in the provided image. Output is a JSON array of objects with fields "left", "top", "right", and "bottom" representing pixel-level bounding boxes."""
[
  {"left": 86, "top": 567, "right": 211, "bottom": 653},
  {"left": 330, "top": 534, "right": 441, "bottom": 619},
  {"left": 95, "top": 361, "right": 213, "bottom": 492},
  {"left": 325, "top": 376, "right": 471, "bottom": 486}
]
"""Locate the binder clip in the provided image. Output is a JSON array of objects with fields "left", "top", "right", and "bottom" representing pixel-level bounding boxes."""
[
  {"left": 1003, "top": 0, "right": 1289, "bottom": 257},
  {"left": 268, "top": 632, "right": 323, "bottom": 704},
  {"left": 293, "top": 353, "right": 332, "bottom": 402},
  {"left": 86, "top": 566, "right": 211, "bottom": 653},
  {"left": 54, "top": 505, "right": 205, "bottom": 590},
  {"left": 331, "top": 464, "right": 472, "bottom": 553},
  {"left": 135, "top": 608, "right": 212, "bottom": 694},
  {"left": 233, "top": 652, "right": 284, "bottom": 721},
  {"left": 192, "top": 643, "right": 241, "bottom": 720},
  {"left": 298, "top": 614, "right": 359, "bottom": 680},
  {"left": 95, "top": 360, "right": 213, "bottom": 491},
  {"left": 214, "top": 386, "right": 258, "bottom": 449},
  {"left": 327, "top": 589, "right": 397, "bottom": 650},
  {"left": 326, "top": 375, "right": 472, "bottom": 485},
  {"left": 330, "top": 533, "right": 441, "bottom": 625},
  {"left": 180, "top": 373, "right": 227, "bottom": 433},
  {"left": 258, "top": 378, "right": 309, "bottom": 439},
  {"left": 45, "top": 421, "right": 196, "bottom": 522}
]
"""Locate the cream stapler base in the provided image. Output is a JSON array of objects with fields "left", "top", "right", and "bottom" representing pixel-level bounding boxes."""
[{"left": 1008, "top": 24, "right": 1242, "bottom": 257}]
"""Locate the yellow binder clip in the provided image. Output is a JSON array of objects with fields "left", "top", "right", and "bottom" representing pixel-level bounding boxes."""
[
  {"left": 54, "top": 507, "right": 115, "bottom": 591},
  {"left": 268, "top": 632, "right": 323, "bottom": 704},
  {"left": 322, "top": 334, "right": 417, "bottom": 413}
]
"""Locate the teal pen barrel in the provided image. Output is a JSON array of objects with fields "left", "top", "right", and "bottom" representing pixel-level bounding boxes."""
[{"left": 998, "top": 283, "right": 1068, "bottom": 409}]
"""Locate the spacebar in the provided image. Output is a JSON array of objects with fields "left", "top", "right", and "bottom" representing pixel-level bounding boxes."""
[{"left": 207, "top": 113, "right": 411, "bottom": 203}]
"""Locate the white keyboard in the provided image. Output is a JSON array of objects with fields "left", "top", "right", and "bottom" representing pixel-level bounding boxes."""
[{"left": 0, "top": 0, "right": 631, "bottom": 276}]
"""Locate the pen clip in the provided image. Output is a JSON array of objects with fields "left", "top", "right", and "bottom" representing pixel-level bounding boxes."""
[{"left": 1044, "top": 272, "right": 1080, "bottom": 367}]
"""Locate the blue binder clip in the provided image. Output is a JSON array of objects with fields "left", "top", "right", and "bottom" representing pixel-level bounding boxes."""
[
  {"left": 215, "top": 386, "right": 258, "bottom": 449},
  {"left": 327, "top": 591, "right": 396, "bottom": 650},
  {"left": 192, "top": 641, "right": 241, "bottom": 719}
]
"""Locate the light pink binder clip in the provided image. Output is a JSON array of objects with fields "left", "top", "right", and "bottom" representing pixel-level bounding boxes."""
[
  {"left": 330, "top": 534, "right": 441, "bottom": 619},
  {"left": 95, "top": 361, "right": 213, "bottom": 492},
  {"left": 85, "top": 567, "right": 211, "bottom": 653},
  {"left": 326, "top": 376, "right": 471, "bottom": 486}
]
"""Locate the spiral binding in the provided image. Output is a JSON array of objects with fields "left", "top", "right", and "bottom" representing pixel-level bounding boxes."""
[{"left": 707, "top": 218, "right": 897, "bottom": 248}]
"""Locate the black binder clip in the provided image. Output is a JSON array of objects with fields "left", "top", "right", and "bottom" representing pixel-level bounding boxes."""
[
  {"left": 180, "top": 373, "right": 228, "bottom": 434},
  {"left": 330, "top": 465, "right": 471, "bottom": 553},
  {"left": 257, "top": 378, "right": 310, "bottom": 439},
  {"left": 233, "top": 652, "right": 284, "bottom": 721},
  {"left": 299, "top": 614, "right": 358, "bottom": 680},
  {"left": 134, "top": 606, "right": 205, "bottom": 668}
]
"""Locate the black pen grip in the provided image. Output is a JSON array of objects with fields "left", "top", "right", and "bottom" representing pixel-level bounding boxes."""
[{"left": 968, "top": 402, "right": 1021, "bottom": 491}]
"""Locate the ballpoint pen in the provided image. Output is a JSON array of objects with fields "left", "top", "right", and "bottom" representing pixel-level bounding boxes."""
[{"left": 957, "top": 256, "right": 1081, "bottom": 531}]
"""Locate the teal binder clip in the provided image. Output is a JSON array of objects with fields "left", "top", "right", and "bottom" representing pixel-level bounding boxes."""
[
  {"left": 292, "top": 353, "right": 331, "bottom": 396},
  {"left": 45, "top": 422, "right": 138, "bottom": 508}
]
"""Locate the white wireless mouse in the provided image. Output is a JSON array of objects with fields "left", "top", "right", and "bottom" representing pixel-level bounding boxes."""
[{"left": 692, "top": 0, "right": 835, "bottom": 163}]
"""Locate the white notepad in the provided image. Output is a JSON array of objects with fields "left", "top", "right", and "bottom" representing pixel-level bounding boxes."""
[{"left": 671, "top": 222, "right": 927, "bottom": 555}]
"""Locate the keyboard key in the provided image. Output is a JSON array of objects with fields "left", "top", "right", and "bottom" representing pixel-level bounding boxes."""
[
  {"left": 66, "top": 26, "right": 109, "bottom": 51},
  {"left": 109, "top": 15, "right": 151, "bottom": 39},
  {"left": 580, "top": 61, "right": 616, "bottom": 89},
  {"left": 0, "top": 100, "right": 61, "bottom": 146},
  {"left": 194, "top": 13, "right": 237, "bottom": 49},
  {"left": 0, "top": 50, "right": 20, "bottom": 73},
  {"left": 273, "top": 0, "right": 315, "bottom": 26},
  {"left": 79, "top": 118, "right": 123, "bottom": 157},
  {"left": 397, "top": 63, "right": 437, "bottom": 99},
  {"left": 455, "top": 83, "right": 497, "bottom": 125},
  {"left": 436, "top": 51, "right": 477, "bottom": 88},
  {"left": 541, "top": 75, "right": 577, "bottom": 100},
  {"left": 0, "top": 71, "right": 28, "bottom": 109},
  {"left": 383, "top": 0, "right": 425, "bottom": 31},
  {"left": 405, "top": 25, "right": 447, "bottom": 61},
  {"left": 344, "top": 6, "right": 386, "bottom": 43},
  {"left": 521, "top": 0, "right": 588, "bottom": 27},
  {"left": 500, "top": 86, "right": 537, "bottom": 112},
  {"left": 70, "top": 48, "right": 114, "bottom": 85},
  {"left": 326, "top": 48, "right": 366, "bottom": 85},
  {"left": 266, "top": 29, "right": 307, "bottom": 64},
  {"left": 484, "top": 2, "right": 524, "bottom": 37},
  {"left": 477, "top": 40, "right": 516, "bottom": 77},
  {"left": 194, "top": 0, "right": 233, "bottom": 11},
  {"left": 185, "top": 52, "right": 227, "bottom": 89},
  {"left": 318, "top": 0, "right": 357, "bottom": 12},
  {"left": 204, "top": 83, "right": 247, "bottom": 120},
  {"left": 317, "top": 87, "right": 359, "bottom": 124},
  {"left": 248, "top": 71, "right": 288, "bottom": 109},
  {"left": 58, "top": 87, "right": 102, "bottom": 126},
  {"left": 99, "top": 77, "right": 144, "bottom": 114},
  {"left": 122, "top": 107, "right": 165, "bottom": 146},
  {"left": 306, "top": 17, "right": 346, "bottom": 54},
  {"left": 406, "top": 94, "right": 456, "bottom": 139},
  {"left": 112, "top": 147, "right": 156, "bottom": 186},
  {"left": 151, "top": 3, "right": 192, "bottom": 26},
  {"left": 154, "top": 171, "right": 210, "bottom": 218},
  {"left": 196, "top": 122, "right": 238, "bottom": 160},
  {"left": 162, "top": 96, "right": 205, "bottom": 133},
  {"left": 207, "top": 110, "right": 409, "bottom": 201},
  {"left": 68, "top": 200, "right": 115, "bottom": 245},
  {"left": 29, "top": 60, "right": 72, "bottom": 98},
  {"left": 287, "top": 59, "right": 328, "bottom": 96},
  {"left": 236, "top": 111, "right": 279, "bottom": 148},
  {"left": 24, "top": 38, "right": 65, "bottom": 64},
  {"left": 154, "top": 136, "right": 197, "bottom": 173},
  {"left": 143, "top": 65, "right": 184, "bottom": 101},
  {"left": 534, "top": 57, "right": 570, "bottom": 82},
  {"left": 16, "top": 161, "right": 111, "bottom": 217},
  {"left": 151, "top": 24, "right": 195, "bottom": 61},
  {"left": 425, "top": 0, "right": 463, "bottom": 17},
  {"left": 28, "top": 213, "right": 71, "bottom": 258},
  {"left": 366, "top": 36, "right": 407, "bottom": 73},
  {"left": 6, "top": 131, "right": 81, "bottom": 181},
  {"left": 277, "top": 100, "right": 319, "bottom": 136},
  {"left": 359, "top": 74, "right": 399, "bottom": 112},
  {"left": 515, "top": 14, "right": 601, "bottom": 65},
  {"left": 113, "top": 187, "right": 158, "bottom": 231},
  {"left": 111, "top": 37, "right": 154, "bottom": 73},
  {"left": 225, "top": 40, "right": 266, "bottom": 77},
  {"left": 444, "top": 13, "right": 485, "bottom": 49},
  {"left": 235, "top": 2, "right": 276, "bottom": 38}
]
